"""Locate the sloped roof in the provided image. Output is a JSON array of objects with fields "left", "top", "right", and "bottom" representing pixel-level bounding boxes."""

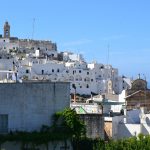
[{"left": 125, "top": 90, "right": 144, "bottom": 99}]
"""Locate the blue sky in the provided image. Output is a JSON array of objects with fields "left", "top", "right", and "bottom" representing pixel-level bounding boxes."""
[{"left": 0, "top": 0, "right": 150, "bottom": 82}]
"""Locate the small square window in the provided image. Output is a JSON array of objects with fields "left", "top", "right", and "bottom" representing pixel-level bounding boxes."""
[{"left": 26, "top": 70, "right": 29, "bottom": 74}]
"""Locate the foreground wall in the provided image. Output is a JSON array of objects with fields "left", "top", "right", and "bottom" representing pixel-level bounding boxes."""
[
  {"left": 0, "top": 141, "right": 73, "bottom": 150},
  {"left": 80, "top": 114, "right": 104, "bottom": 139},
  {"left": 0, "top": 81, "right": 70, "bottom": 132}
]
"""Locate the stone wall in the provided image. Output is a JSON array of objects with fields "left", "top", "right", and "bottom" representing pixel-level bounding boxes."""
[
  {"left": 80, "top": 114, "right": 104, "bottom": 139},
  {"left": 18, "top": 39, "right": 57, "bottom": 51},
  {"left": 0, "top": 81, "right": 70, "bottom": 132}
]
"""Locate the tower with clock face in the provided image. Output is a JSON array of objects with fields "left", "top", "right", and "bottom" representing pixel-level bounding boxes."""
[{"left": 4, "top": 21, "right": 10, "bottom": 38}]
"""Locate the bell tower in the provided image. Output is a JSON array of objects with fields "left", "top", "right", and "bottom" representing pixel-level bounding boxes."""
[{"left": 4, "top": 21, "right": 10, "bottom": 38}]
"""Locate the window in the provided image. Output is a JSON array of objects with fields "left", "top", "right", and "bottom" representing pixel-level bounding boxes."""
[
  {"left": 52, "top": 54, "right": 54, "bottom": 57},
  {"left": 57, "top": 69, "right": 59, "bottom": 72},
  {"left": 72, "top": 84, "right": 76, "bottom": 89},
  {"left": 52, "top": 69, "right": 54, "bottom": 73},
  {"left": 79, "top": 70, "right": 81, "bottom": 73},
  {"left": 26, "top": 70, "right": 29, "bottom": 74},
  {"left": 87, "top": 72, "right": 89, "bottom": 75},
  {"left": 80, "top": 86, "right": 82, "bottom": 88},
  {"left": 42, "top": 69, "right": 44, "bottom": 75},
  {"left": 91, "top": 79, "right": 93, "bottom": 82},
  {"left": 0, "top": 114, "right": 8, "bottom": 133},
  {"left": 3, "top": 40, "right": 5, "bottom": 42},
  {"left": 86, "top": 84, "right": 89, "bottom": 88},
  {"left": 5, "top": 30, "right": 9, "bottom": 36}
]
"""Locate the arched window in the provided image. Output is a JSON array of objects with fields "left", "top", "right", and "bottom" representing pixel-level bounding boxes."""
[{"left": 42, "top": 69, "right": 44, "bottom": 75}]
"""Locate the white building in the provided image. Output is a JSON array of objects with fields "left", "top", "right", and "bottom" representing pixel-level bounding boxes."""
[
  {"left": 104, "top": 107, "right": 150, "bottom": 140},
  {"left": 0, "top": 22, "right": 132, "bottom": 96},
  {"left": 0, "top": 55, "right": 131, "bottom": 95}
]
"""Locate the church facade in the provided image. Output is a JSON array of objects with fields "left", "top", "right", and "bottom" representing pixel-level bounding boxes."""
[{"left": 125, "top": 78, "right": 150, "bottom": 111}]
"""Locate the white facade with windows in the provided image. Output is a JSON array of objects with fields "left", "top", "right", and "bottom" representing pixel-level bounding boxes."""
[
  {"left": 0, "top": 21, "right": 131, "bottom": 96},
  {"left": 0, "top": 51, "right": 131, "bottom": 95}
]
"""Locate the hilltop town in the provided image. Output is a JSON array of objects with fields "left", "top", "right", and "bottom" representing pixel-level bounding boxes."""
[
  {"left": 0, "top": 21, "right": 150, "bottom": 149},
  {"left": 0, "top": 21, "right": 131, "bottom": 96}
]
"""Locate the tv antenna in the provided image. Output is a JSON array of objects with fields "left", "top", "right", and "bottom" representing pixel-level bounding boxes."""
[
  {"left": 107, "top": 43, "right": 110, "bottom": 66},
  {"left": 32, "top": 18, "right": 35, "bottom": 40}
]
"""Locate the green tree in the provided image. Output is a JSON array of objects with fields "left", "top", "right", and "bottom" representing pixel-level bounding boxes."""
[
  {"left": 52, "top": 108, "right": 86, "bottom": 139},
  {"left": 52, "top": 108, "right": 86, "bottom": 150}
]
